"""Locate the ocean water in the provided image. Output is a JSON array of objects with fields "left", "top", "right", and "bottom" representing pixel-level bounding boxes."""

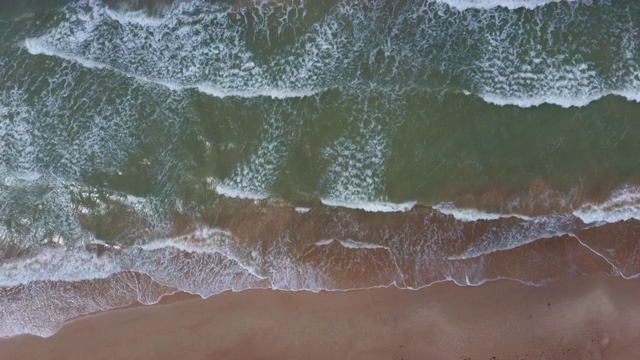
[{"left": 1, "top": 0, "right": 639, "bottom": 337}]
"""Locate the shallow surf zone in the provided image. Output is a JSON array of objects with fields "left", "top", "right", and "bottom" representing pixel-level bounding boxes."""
[{"left": 2, "top": 186, "right": 640, "bottom": 338}]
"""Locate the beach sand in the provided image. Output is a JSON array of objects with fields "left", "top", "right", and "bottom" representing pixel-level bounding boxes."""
[{"left": 2, "top": 274, "right": 640, "bottom": 360}]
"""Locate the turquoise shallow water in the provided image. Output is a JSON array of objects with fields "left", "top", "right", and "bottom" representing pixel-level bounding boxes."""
[{"left": 1, "top": 0, "right": 639, "bottom": 337}]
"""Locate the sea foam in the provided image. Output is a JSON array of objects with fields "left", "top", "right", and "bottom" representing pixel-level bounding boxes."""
[
  {"left": 320, "top": 198, "right": 416, "bottom": 212},
  {"left": 435, "top": 0, "right": 575, "bottom": 10},
  {"left": 574, "top": 187, "right": 640, "bottom": 225},
  {"left": 215, "top": 184, "right": 270, "bottom": 200},
  {"left": 448, "top": 214, "right": 577, "bottom": 260},
  {"left": 434, "top": 202, "right": 532, "bottom": 222},
  {"left": 314, "top": 239, "right": 389, "bottom": 250},
  {"left": 21, "top": 0, "right": 640, "bottom": 108}
]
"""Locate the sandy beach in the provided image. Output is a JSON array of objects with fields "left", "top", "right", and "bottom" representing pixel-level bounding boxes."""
[{"left": 2, "top": 274, "right": 639, "bottom": 360}]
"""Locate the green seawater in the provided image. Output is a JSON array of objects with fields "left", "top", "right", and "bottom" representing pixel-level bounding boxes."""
[{"left": 0, "top": 0, "right": 638, "bottom": 247}]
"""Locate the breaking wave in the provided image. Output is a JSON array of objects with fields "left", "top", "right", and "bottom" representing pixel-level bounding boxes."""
[
  {"left": 22, "top": 0, "right": 639, "bottom": 106},
  {"left": 3, "top": 186, "right": 640, "bottom": 337}
]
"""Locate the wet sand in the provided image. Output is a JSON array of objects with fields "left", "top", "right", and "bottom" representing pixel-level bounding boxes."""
[{"left": 2, "top": 274, "right": 640, "bottom": 360}]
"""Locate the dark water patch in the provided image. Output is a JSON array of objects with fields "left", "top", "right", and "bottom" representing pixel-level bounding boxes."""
[{"left": 0, "top": 0, "right": 71, "bottom": 21}]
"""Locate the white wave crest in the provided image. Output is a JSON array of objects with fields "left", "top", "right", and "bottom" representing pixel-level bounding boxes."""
[
  {"left": 22, "top": 0, "right": 640, "bottom": 108},
  {"left": 0, "top": 226, "right": 263, "bottom": 287},
  {"left": 195, "top": 83, "right": 321, "bottom": 99},
  {"left": 613, "top": 90, "right": 640, "bottom": 104},
  {"left": 448, "top": 214, "right": 576, "bottom": 260},
  {"left": 480, "top": 91, "right": 640, "bottom": 108},
  {"left": 215, "top": 183, "right": 270, "bottom": 200},
  {"left": 434, "top": 202, "right": 532, "bottom": 222},
  {"left": 138, "top": 228, "right": 267, "bottom": 279},
  {"left": 320, "top": 198, "right": 416, "bottom": 212},
  {"left": 314, "top": 239, "right": 388, "bottom": 250},
  {"left": 24, "top": 37, "right": 108, "bottom": 70},
  {"left": 574, "top": 187, "right": 640, "bottom": 225},
  {"left": 0, "top": 246, "right": 120, "bottom": 287},
  {"left": 103, "top": 8, "right": 168, "bottom": 27},
  {"left": 435, "top": 0, "right": 575, "bottom": 10},
  {"left": 23, "top": 0, "right": 330, "bottom": 100},
  {"left": 25, "top": 38, "right": 323, "bottom": 99}
]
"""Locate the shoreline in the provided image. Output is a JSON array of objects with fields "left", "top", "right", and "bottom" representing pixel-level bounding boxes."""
[
  {"left": 3, "top": 274, "right": 640, "bottom": 359},
  {"left": 3, "top": 203, "right": 638, "bottom": 338}
]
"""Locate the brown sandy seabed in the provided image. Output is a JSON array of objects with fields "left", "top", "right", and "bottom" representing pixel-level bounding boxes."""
[{"left": 1, "top": 178, "right": 640, "bottom": 358}]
